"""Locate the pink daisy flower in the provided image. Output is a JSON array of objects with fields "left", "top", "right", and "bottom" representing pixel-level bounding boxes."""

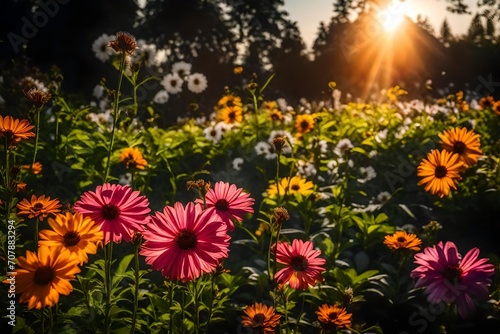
[
  {"left": 74, "top": 183, "right": 151, "bottom": 244},
  {"left": 273, "top": 239, "right": 326, "bottom": 290},
  {"left": 140, "top": 202, "right": 230, "bottom": 282},
  {"left": 411, "top": 241, "right": 495, "bottom": 318},
  {"left": 201, "top": 181, "right": 254, "bottom": 231}
]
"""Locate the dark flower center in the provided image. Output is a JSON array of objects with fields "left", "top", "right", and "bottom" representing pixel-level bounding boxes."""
[
  {"left": 328, "top": 312, "right": 339, "bottom": 321},
  {"left": 215, "top": 199, "right": 229, "bottom": 212},
  {"left": 453, "top": 141, "right": 466, "bottom": 155},
  {"left": 32, "top": 202, "right": 44, "bottom": 212},
  {"left": 291, "top": 184, "right": 300, "bottom": 191},
  {"left": 63, "top": 231, "right": 81, "bottom": 247},
  {"left": 34, "top": 266, "right": 55, "bottom": 285},
  {"left": 227, "top": 100, "right": 235, "bottom": 107},
  {"left": 194, "top": 79, "right": 200, "bottom": 85},
  {"left": 290, "top": 255, "right": 308, "bottom": 271},
  {"left": 228, "top": 110, "right": 236, "bottom": 120},
  {"left": 170, "top": 80, "right": 177, "bottom": 87},
  {"left": 210, "top": 129, "right": 217, "bottom": 137},
  {"left": 397, "top": 237, "right": 406, "bottom": 243},
  {"left": 176, "top": 229, "right": 197, "bottom": 250},
  {"left": 443, "top": 265, "right": 463, "bottom": 283},
  {"left": 300, "top": 120, "right": 310, "bottom": 130},
  {"left": 434, "top": 166, "right": 447, "bottom": 178},
  {"left": 253, "top": 313, "right": 265, "bottom": 325},
  {"left": 101, "top": 204, "right": 120, "bottom": 220}
]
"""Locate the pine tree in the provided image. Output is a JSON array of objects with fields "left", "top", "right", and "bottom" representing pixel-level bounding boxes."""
[
  {"left": 439, "top": 18, "right": 454, "bottom": 46},
  {"left": 467, "top": 14, "right": 485, "bottom": 43}
]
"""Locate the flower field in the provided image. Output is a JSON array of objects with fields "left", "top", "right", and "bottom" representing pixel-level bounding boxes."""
[{"left": 1, "top": 32, "right": 500, "bottom": 334}]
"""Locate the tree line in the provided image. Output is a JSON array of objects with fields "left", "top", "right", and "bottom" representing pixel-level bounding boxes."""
[{"left": 1, "top": 0, "right": 499, "bottom": 106}]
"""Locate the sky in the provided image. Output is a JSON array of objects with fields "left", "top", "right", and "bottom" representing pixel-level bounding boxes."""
[{"left": 283, "top": 0, "right": 477, "bottom": 50}]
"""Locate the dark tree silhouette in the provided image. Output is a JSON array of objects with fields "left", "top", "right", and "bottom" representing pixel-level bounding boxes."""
[{"left": 439, "top": 18, "right": 454, "bottom": 46}]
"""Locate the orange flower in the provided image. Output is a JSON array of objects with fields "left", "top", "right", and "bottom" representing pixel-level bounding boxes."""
[
  {"left": 241, "top": 303, "right": 281, "bottom": 333},
  {"left": 21, "top": 162, "right": 43, "bottom": 174},
  {"left": 0, "top": 115, "right": 35, "bottom": 147},
  {"left": 439, "top": 127, "right": 482, "bottom": 168},
  {"left": 316, "top": 304, "right": 352, "bottom": 329},
  {"left": 295, "top": 114, "right": 315, "bottom": 134},
  {"left": 492, "top": 101, "right": 500, "bottom": 116},
  {"left": 16, "top": 194, "right": 61, "bottom": 221},
  {"left": 478, "top": 96, "right": 494, "bottom": 110},
  {"left": 119, "top": 147, "right": 148, "bottom": 170},
  {"left": 384, "top": 231, "right": 422, "bottom": 251},
  {"left": 4, "top": 246, "right": 80, "bottom": 309},
  {"left": 39, "top": 212, "right": 104, "bottom": 265},
  {"left": 417, "top": 149, "right": 463, "bottom": 198}
]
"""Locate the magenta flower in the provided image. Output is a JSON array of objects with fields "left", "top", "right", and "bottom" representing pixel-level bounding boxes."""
[
  {"left": 140, "top": 202, "right": 230, "bottom": 282},
  {"left": 74, "top": 183, "right": 150, "bottom": 244},
  {"left": 411, "top": 241, "right": 495, "bottom": 318},
  {"left": 274, "top": 239, "right": 326, "bottom": 290},
  {"left": 201, "top": 181, "right": 254, "bottom": 231}
]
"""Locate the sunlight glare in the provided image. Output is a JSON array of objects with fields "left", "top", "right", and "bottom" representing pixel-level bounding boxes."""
[{"left": 378, "top": 0, "right": 408, "bottom": 32}]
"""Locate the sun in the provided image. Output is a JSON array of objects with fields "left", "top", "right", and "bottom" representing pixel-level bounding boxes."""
[{"left": 377, "top": 0, "right": 408, "bottom": 32}]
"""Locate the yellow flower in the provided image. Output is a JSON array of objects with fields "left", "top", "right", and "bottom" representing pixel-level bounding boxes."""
[
  {"left": 417, "top": 149, "right": 463, "bottom": 198},
  {"left": 295, "top": 114, "right": 315, "bottom": 134},
  {"left": 233, "top": 66, "right": 243, "bottom": 75},
  {"left": 39, "top": 212, "right": 104, "bottom": 265},
  {"left": 439, "top": 127, "right": 482, "bottom": 168},
  {"left": 119, "top": 147, "right": 148, "bottom": 170},
  {"left": 384, "top": 231, "right": 422, "bottom": 251},
  {"left": 218, "top": 106, "right": 243, "bottom": 124},
  {"left": 267, "top": 176, "right": 314, "bottom": 198},
  {"left": 217, "top": 94, "right": 242, "bottom": 109}
]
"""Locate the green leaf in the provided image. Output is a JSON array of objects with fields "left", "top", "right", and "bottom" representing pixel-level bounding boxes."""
[{"left": 116, "top": 254, "right": 134, "bottom": 276}]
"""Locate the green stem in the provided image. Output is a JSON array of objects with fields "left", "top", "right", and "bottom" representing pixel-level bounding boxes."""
[
  {"left": 104, "top": 241, "right": 114, "bottom": 334},
  {"left": 31, "top": 107, "right": 42, "bottom": 171},
  {"left": 204, "top": 274, "right": 216, "bottom": 334},
  {"left": 34, "top": 218, "right": 39, "bottom": 247},
  {"left": 193, "top": 280, "right": 200, "bottom": 334},
  {"left": 4, "top": 139, "right": 12, "bottom": 222},
  {"left": 130, "top": 242, "right": 140, "bottom": 334},
  {"left": 294, "top": 295, "right": 305, "bottom": 333},
  {"left": 104, "top": 53, "right": 126, "bottom": 183},
  {"left": 276, "top": 152, "right": 281, "bottom": 206},
  {"left": 168, "top": 282, "right": 174, "bottom": 333},
  {"left": 41, "top": 308, "right": 45, "bottom": 333}
]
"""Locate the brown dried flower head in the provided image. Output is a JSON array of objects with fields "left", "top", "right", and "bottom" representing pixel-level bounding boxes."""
[
  {"left": 23, "top": 88, "right": 51, "bottom": 108},
  {"left": 272, "top": 136, "right": 287, "bottom": 154},
  {"left": 272, "top": 207, "right": 290, "bottom": 227},
  {"left": 109, "top": 31, "right": 137, "bottom": 55}
]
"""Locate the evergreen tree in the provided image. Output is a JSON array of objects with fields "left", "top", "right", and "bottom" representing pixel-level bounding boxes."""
[
  {"left": 485, "top": 15, "right": 496, "bottom": 40},
  {"left": 416, "top": 14, "right": 435, "bottom": 36},
  {"left": 439, "top": 18, "right": 454, "bottom": 46},
  {"left": 467, "top": 14, "right": 485, "bottom": 43}
]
